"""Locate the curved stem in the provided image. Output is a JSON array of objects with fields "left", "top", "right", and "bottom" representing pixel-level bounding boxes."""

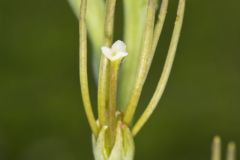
[
  {"left": 79, "top": 0, "right": 98, "bottom": 136},
  {"left": 132, "top": 0, "right": 185, "bottom": 136},
  {"left": 144, "top": 0, "right": 169, "bottom": 95},
  {"left": 152, "top": 0, "right": 169, "bottom": 56},
  {"left": 120, "top": 0, "right": 148, "bottom": 109},
  {"left": 123, "top": 0, "right": 157, "bottom": 125}
]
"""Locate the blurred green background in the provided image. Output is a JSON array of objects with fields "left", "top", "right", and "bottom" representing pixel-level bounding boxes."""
[{"left": 1, "top": 0, "right": 240, "bottom": 159}]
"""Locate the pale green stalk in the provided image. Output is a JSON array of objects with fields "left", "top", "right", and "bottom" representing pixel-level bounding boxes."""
[
  {"left": 132, "top": 0, "right": 185, "bottom": 136},
  {"left": 68, "top": 0, "right": 105, "bottom": 63},
  {"left": 123, "top": 0, "right": 157, "bottom": 125},
  {"left": 79, "top": 0, "right": 98, "bottom": 136},
  {"left": 211, "top": 136, "right": 222, "bottom": 160},
  {"left": 121, "top": 0, "right": 168, "bottom": 111},
  {"left": 98, "top": 57, "right": 109, "bottom": 127},
  {"left": 143, "top": 0, "right": 168, "bottom": 75},
  {"left": 151, "top": 0, "right": 169, "bottom": 57},
  {"left": 104, "top": 0, "right": 117, "bottom": 45},
  {"left": 98, "top": 0, "right": 117, "bottom": 127},
  {"left": 106, "top": 60, "right": 122, "bottom": 152},
  {"left": 226, "top": 142, "right": 236, "bottom": 160},
  {"left": 119, "top": 0, "right": 147, "bottom": 109}
]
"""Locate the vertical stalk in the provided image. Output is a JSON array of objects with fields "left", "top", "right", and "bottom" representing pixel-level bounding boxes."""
[
  {"left": 98, "top": 0, "right": 117, "bottom": 127},
  {"left": 211, "top": 136, "right": 222, "bottom": 160},
  {"left": 98, "top": 57, "right": 110, "bottom": 127},
  {"left": 132, "top": 0, "right": 185, "bottom": 136},
  {"left": 79, "top": 0, "right": 98, "bottom": 136},
  {"left": 104, "top": 0, "right": 117, "bottom": 45},
  {"left": 98, "top": 0, "right": 118, "bottom": 153},
  {"left": 226, "top": 142, "right": 236, "bottom": 160},
  {"left": 106, "top": 60, "right": 121, "bottom": 151}
]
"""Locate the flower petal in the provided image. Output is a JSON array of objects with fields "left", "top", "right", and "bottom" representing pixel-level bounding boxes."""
[
  {"left": 101, "top": 46, "right": 113, "bottom": 60},
  {"left": 112, "top": 40, "right": 127, "bottom": 53}
]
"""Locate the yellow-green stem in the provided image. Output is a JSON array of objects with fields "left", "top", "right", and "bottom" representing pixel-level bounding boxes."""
[
  {"left": 144, "top": 0, "right": 169, "bottom": 76},
  {"left": 123, "top": 0, "right": 157, "bottom": 125},
  {"left": 151, "top": 0, "right": 169, "bottom": 57},
  {"left": 98, "top": 57, "right": 110, "bottom": 126},
  {"left": 120, "top": 0, "right": 148, "bottom": 109},
  {"left": 226, "top": 142, "right": 236, "bottom": 160},
  {"left": 106, "top": 60, "right": 121, "bottom": 152},
  {"left": 98, "top": 0, "right": 117, "bottom": 127},
  {"left": 132, "top": 0, "right": 185, "bottom": 136},
  {"left": 79, "top": 0, "right": 98, "bottom": 136},
  {"left": 211, "top": 136, "right": 221, "bottom": 160}
]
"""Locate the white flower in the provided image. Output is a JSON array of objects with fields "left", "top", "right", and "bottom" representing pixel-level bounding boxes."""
[{"left": 101, "top": 40, "right": 128, "bottom": 61}]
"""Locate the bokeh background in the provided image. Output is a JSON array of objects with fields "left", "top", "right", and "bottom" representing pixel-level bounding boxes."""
[{"left": 1, "top": 0, "right": 240, "bottom": 159}]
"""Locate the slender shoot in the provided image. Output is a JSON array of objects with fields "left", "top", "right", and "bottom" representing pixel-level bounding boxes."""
[
  {"left": 98, "top": 0, "right": 117, "bottom": 127},
  {"left": 152, "top": 0, "right": 169, "bottom": 55},
  {"left": 132, "top": 0, "right": 185, "bottom": 136},
  {"left": 226, "top": 142, "right": 236, "bottom": 160},
  {"left": 211, "top": 136, "right": 222, "bottom": 160},
  {"left": 107, "top": 60, "right": 122, "bottom": 150},
  {"left": 123, "top": 0, "right": 157, "bottom": 125},
  {"left": 79, "top": 0, "right": 98, "bottom": 136}
]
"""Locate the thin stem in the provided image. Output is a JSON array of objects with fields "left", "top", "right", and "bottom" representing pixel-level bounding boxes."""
[
  {"left": 123, "top": 0, "right": 157, "bottom": 125},
  {"left": 98, "top": 0, "right": 117, "bottom": 127},
  {"left": 226, "top": 142, "right": 236, "bottom": 160},
  {"left": 211, "top": 136, "right": 222, "bottom": 160},
  {"left": 105, "top": 0, "right": 117, "bottom": 45},
  {"left": 132, "top": 0, "right": 185, "bottom": 136},
  {"left": 145, "top": 0, "right": 169, "bottom": 93},
  {"left": 79, "top": 0, "right": 98, "bottom": 136},
  {"left": 152, "top": 0, "right": 169, "bottom": 56},
  {"left": 98, "top": 58, "right": 109, "bottom": 126},
  {"left": 120, "top": 0, "right": 148, "bottom": 109},
  {"left": 106, "top": 60, "right": 121, "bottom": 151}
]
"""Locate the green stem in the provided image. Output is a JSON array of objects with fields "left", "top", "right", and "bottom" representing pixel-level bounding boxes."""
[
  {"left": 104, "top": 0, "right": 117, "bottom": 45},
  {"left": 211, "top": 136, "right": 221, "bottom": 160},
  {"left": 68, "top": 0, "right": 105, "bottom": 69},
  {"left": 98, "top": 0, "right": 117, "bottom": 127},
  {"left": 151, "top": 0, "right": 169, "bottom": 57},
  {"left": 132, "top": 0, "right": 185, "bottom": 136},
  {"left": 145, "top": 0, "right": 169, "bottom": 76},
  {"left": 123, "top": 0, "right": 157, "bottom": 125},
  {"left": 226, "top": 142, "right": 236, "bottom": 160},
  {"left": 106, "top": 60, "right": 121, "bottom": 152},
  {"left": 120, "top": 0, "right": 148, "bottom": 110},
  {"left": 98, "top": 57, "right": 110, "bottom": 126},
  {"left": 79, "top": 0, "right": 98, "bottom": 136}
]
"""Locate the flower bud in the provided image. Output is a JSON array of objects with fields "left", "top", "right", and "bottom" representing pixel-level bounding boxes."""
[{"left": 92, "top": 121, "right": 135, "bottom": 160}]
